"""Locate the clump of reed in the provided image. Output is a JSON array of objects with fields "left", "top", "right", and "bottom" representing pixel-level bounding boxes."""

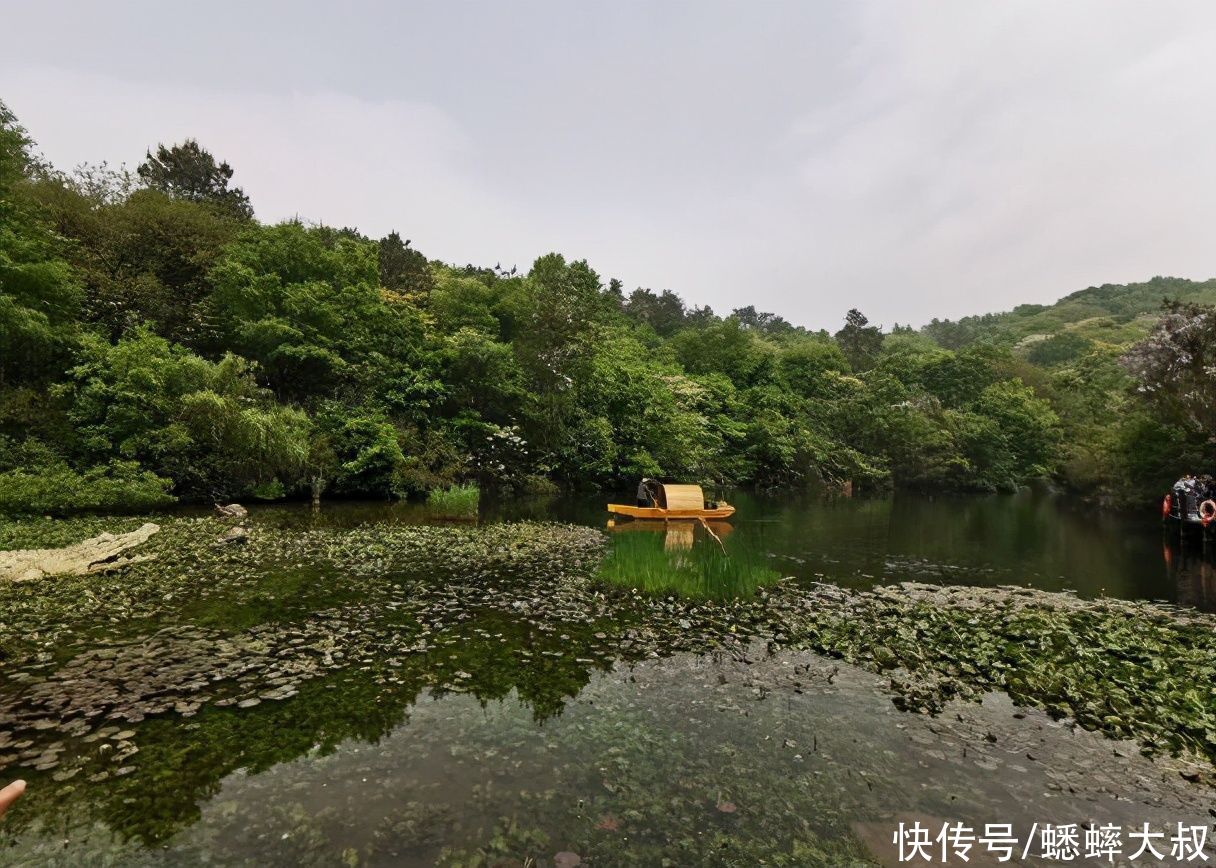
[
  {"left": 426, "top": 483, "right": 480, "bottom": 519},
  {"left": 597, "top": 531, "right": 780, "bottom": 600}
]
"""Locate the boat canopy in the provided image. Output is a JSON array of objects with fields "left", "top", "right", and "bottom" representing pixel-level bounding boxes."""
[{"left": 659, "top": 484, "right": 704, "bottom": 511}]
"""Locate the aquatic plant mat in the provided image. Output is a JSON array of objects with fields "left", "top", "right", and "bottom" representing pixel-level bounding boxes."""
[{"left": 1, "top": 515, "right": 1214, "bottom": 865}]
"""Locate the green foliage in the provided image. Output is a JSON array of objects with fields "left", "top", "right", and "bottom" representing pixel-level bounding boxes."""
[
  {"left": 209, "top": 221, "right": 432, "bottom": 405},
  {"left": 623, "top": 287, "right": 687, "bottom": 336},
  {"left": 429, "top": 272, "right": 500, "bottom": 335},
  {"left": 1026, "top": 331, "right": 1094, "bottom": 366},
  {"left": 0, "top": 439, "right": 173, "bottom": 514},
  {"left": 426, "top": 483, "right": 480, "bottom": 518},
  {"left": 670, "top": 316, "right": 776, "bottom": 387},
  {"left": 137, "top": 139, "right": 253, "bottom": 219},
  {"left": 1, "top": 101, "right": 1204, "bottom": 511},
  {"left": 833, "top": 308, "right": 883, "bottom": 371},
  {"left": 922, "top": 276, "right": 1216, "bottom": 350},
  {"left": 378, "top": 230, "right": 433, "bottom": 295},
  {"left": 63, "top": 328, "right": 310, "bottom": 499},
  {"left": 30, "top": 183, "right": 241, "bottom": 344},
  {"left": 0, "top": 100, "right": 82, "bottom": 387},
  {"left": 776, "top": 338, "right": 849, "bottom": 398},
  {"left": 597, "top": 531, "right": 781, "bottom": 600},
  {"left": 317, "top": 409, "right": 408, "bottom": 496}
]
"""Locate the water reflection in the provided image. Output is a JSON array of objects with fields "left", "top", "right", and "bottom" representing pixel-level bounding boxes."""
[
  {"left": 599, "top": 521, "right": 779, "bottom": 599},
  {"left": 6, "top": 650, "right": 1211, "bottom": 866},
  {"left": 0, "top": 585, "right": 627, "bottom": 847},
  {"left": 245, "top": 488, "right": 1200, "bottom": 607},
  {"left": 487, "top": 488, "right": 1186, "bottom": 606},
  {"left": 3, "top": 493, "right": 1213, "bottom": 864},
  {"left": 606, "top": 518, "right": 734, "bottom": 549},
  {"left": 1162, "top": 537, "right": 1216, "bottom": 613}
]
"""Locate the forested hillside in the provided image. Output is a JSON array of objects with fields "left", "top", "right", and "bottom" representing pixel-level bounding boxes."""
[
  {"left": 0, "top": 101, "right": 1206, "bottom": 511},
  {"left": 923, "top": 276, "right": 1216, "bottom": 352}
]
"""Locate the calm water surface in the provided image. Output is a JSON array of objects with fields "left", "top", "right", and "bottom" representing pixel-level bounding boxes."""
[
  {"left": 272, "top": 488, "right": 1207, "bottom": 609},
  {"left": 1, "top": 490, "right": 1211, "bottom": 866},
  {"left": 535, "top": 488, "right": 1209, "bottom": 607}
]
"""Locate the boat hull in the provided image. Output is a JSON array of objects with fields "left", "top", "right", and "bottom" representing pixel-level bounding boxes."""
[{"left": 606, "top": 503, "right": 735, "bottom": 520}]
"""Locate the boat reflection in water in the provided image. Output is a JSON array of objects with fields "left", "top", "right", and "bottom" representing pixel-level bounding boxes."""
[
  {"left": 1162, "top": 538, "right": 1216, "bottom": 613},
  {"left": 602, "top": 519, "right": 774, "bottom": 599},
  {"left": 606, "top": 518, "right": 733, "bottom": 551}
]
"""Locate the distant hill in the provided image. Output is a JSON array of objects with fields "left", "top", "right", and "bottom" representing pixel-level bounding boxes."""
[{"left": 920, "top": 276, "right": 1216, "bottom": 352}]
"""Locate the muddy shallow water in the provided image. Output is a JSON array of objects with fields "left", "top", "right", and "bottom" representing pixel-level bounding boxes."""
[{"left": 1, "top": 498, "right": 1215, "bottom": 866}]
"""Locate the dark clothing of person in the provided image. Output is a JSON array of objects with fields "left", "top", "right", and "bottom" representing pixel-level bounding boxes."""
[
  {"left": 637, "top": 480, "right": 660, "bottom": 508},
  {"left": 637, "top": 480, "right": 652, "bottom": 508}
]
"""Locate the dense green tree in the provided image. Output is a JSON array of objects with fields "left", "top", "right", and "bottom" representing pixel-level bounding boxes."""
[
  {"left": 833, "top": 308, "right": 883, "bottom": 371},
  {"left": 31, "top": 181, "right": 240, "bottom": 344},
  {"left": 378, "top": 230, "right": 433, "bottom": 295},
  {"left": 624, "top": 288, "right": 687, "bottom": 336},
  {"left": 578, "top": 330, "right": 727, "bottom": 483},
  {"left": 1026, "top": 331, "right": 1094, "bottom": 367},
  {"left": 504, "top": 254, "right": 606, "bottom": 469},
  {"left": 63, "top": 328, "right": 311, "bottom": 498},
  {"left": 670, "top": 316, "right": 777, "bottom": 388},
  {"left": 0, "top": 101, "right": 81, "bottom": 388},
  {"left": 429, "top": 272, "right": 500, "bottom": 335},
  {"left": 918, "top": 344, "right": 1003, "bottom": 408},
  {"left": 208, "top": 221, "right": 427, "bottom": 402},
  {"left": 0, "top": 437, "right": 173, "bottom": 513},
  {"left": 314, "top": 408, "right": 408, "bottom": 496},
  {"left": 438, "top": 327, "right": 525, "bottom": 422},
  {"left": 777, "top": 339, "right": 850, "bottom": 399},
  {"left": 0, "top": 102, "right": 1192, "bottom": 511},
  {"left": 137, "top": 140, "right": 253, "bottom": 219},
  {"left": 732, "top": 305, "right": 794, "bottom": 336}
]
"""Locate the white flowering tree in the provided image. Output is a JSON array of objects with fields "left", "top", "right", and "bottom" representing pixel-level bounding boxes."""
[{"left": 1120, "top": 301, "right": 1216, "bottom": 441}]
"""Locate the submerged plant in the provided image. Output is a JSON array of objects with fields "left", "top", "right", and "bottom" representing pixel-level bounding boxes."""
[
  {"left": 3, "top": 510, "right": 1216, "bottom": 865},
  {"left": 597, "top": 530, "right": 781, "bottom": 600}
]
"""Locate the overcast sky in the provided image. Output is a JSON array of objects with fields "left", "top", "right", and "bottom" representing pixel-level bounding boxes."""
[{"left": 4, "top": 2, "right": 1216, "bottom": 330}]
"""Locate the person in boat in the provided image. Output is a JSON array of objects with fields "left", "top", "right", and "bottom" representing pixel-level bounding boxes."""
[{"left": 637, "top": 478, "right": 655, "bottom": 508}]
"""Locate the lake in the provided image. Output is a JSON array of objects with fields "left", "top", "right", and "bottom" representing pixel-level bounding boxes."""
[
  {"left": 267, "top": 487, "right": 1209, "bottom": 609},
  {"left": 0, "top": 490, "right": 1212, "bottom": 866}
]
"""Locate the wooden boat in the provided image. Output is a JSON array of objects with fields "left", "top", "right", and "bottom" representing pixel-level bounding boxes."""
[{"left": 607, "top": 483, "right": 735, "bottom": 521}]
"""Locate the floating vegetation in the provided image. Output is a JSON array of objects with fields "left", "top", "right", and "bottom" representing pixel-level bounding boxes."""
[
  {"left": 426, "top": 483, "right": 480, "bottom": 519},
  {"left": 1, "top": 512, "right": 1215, "bottom": 863},
  {"left": 780, "top": 582, "right": 1216, "bottom": 766}
]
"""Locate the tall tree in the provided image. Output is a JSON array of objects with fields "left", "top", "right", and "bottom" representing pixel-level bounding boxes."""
[
  {"left": 733, "top": 305, "right": 793, "bottom": 336},
  {"left": 625, "top": 288, "right": 686, "bottom": 336},
  {"left": 0, "top": 100, "right": 81, "bottom": 387},
  {"left": 834, "top": 308, "right": 884, "bottom": 372},
  {"left": 137, "top": 140, "right": 253, "bottom": 219},
  {"left": 1121, "top": 300, "right": 1216, "bottom": 439},
  {"left": 378, "top": 230, "right": 433, "bottom": 295}
]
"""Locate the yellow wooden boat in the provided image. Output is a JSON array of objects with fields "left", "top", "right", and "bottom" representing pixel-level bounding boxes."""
[{"left": 607, "top": 483, "right": 735, "bottom": 521}]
